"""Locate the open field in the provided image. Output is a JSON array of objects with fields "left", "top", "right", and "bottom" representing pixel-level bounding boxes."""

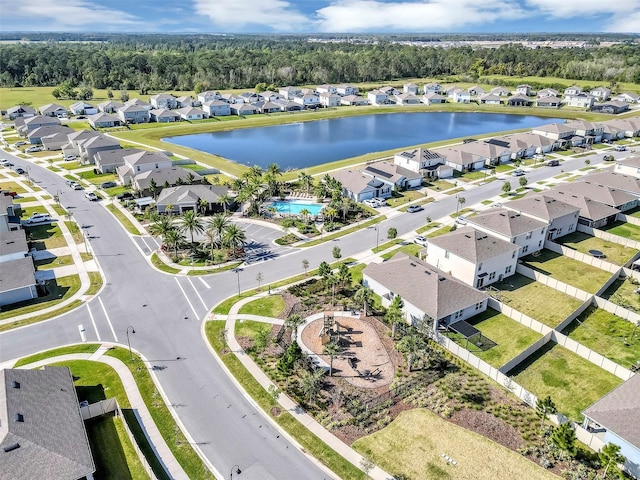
[
  {"left": 353, "top": 409, "right": 558, "bottom": 480},
  {"left": 563, "top": 307, "right": 640, "bottom": 369},
  {"left": 510, "top": 342, "right": 621, "bottom": 421},
  {"left": 492, "top": 273, "right": 583, "bottom": 327},
  {"left": 601, "top": 221, "right": 640, "bottom": 243},
  {"left": 449, "top": 309, "right": 542, "bottom": 368},
  {"left": 555, "top": 232, "right": 638, "bottom": 266},
  {"left": 237, "top": 295, "right": 285, "bottom": 318},
  {"left": 521, "top": 249, "right": 612, "bottom": 294}
]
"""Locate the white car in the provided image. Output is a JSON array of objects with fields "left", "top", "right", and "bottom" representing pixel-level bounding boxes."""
[
  {"left": 372, "top": 197, "right": 387, "bottom": 207},
  {"left": 85, "top": 192, "right": 99, "bottom": 201},
  {"left": 614, "top": 145, "right": 627, "bottom": 152},
  {"left": 511, "top": 169, "right": 525, "bottom": 177},
  {"left": 25, "top": 146, "right": 43, "bottom": 153},
  {"left": 64, "top": 154, "right": 76, "bottom": 161},
  {"left": 362, "top": 199, "right": 378, "bottom": 208},
  {"left": 414, "top": 235, "right": 428, "bottom": 247},
  {"left": 25, "top": 213, "right": 51, "bottom": 224}
]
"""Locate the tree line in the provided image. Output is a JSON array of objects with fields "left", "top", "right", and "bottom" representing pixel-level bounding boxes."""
[{"left": 1, "top": 36, "right": 639, "bottom": 91}]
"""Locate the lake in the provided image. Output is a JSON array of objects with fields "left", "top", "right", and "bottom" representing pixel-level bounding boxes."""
[{"left": 162, "top": 112, "right": 564, "bottom": 170}]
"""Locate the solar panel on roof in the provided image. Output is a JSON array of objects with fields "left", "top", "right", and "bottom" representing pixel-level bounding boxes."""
[
  {"left": 366, "top": 167, "right": 394, "bottom": 179},
  {"left": 486, "top": 139, "right": 510, "bottom": 148}
]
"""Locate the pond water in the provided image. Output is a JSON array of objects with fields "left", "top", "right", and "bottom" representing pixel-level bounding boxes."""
[{"left": 163, "top": 112, "right": 564, "bottom": 170}]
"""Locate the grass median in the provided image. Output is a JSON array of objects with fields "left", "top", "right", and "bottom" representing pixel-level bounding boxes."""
[{"left": 106, "top": 204, "right": 142, "bottom": 235}]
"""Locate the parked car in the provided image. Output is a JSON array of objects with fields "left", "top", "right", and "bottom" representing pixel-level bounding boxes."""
[
  {"left": 25, "top": 213, "right": 51, "bottom": 224},
  {"left": 65, "top": 179, "right": 76, "bottom": 186},
  {"left": 100, "top": 181, "right": 117, "bottom": 189},
  {"left": 546, "top": 159, "right": 560, "bottom": 167},
  {"left": 603, "top": 155, "right": 615, "bottom": 161},
  {"left": 362, "top": 199, "right": 378, "bottom": 208},
  {"left": 407, "top": 205, "right": 424, "bottom": 213},
  {"left": 14, "top": 167, "right": 25, "bottom": 174},
  {"left": 14, "top": 141, "right": 28, "bottom": 147},
  {"left": 85, "top": 192, "right": 99, "bottom": 201},
  {"left": 63, "top": 154, "right": 76, "bottom": 161},
  {"left": 615, "top": 145, "right": 627, "bottom": 152},
  {"left": 372, "top": 197, "right": 387, "bottom": 207},
  {"left": 414, "top": 235, "right": 428, "bottom": 247},
  {"left": 116, "top": 192, "right": 134, "bottom": 200},
  {"left": 72, "top": 182, "right": 83, "bottom": 190},
  {"left": 511, "top": 169, "right": 525, "bottom": 177},
  {"left": 0, "top": 159, "right": 14, "bottom": 167},
  {"left": 25, "top": 146, "right": 43, "bottom": 153},
  {"left": 456, "top": 215, "right": 468, "bottom": 225}
]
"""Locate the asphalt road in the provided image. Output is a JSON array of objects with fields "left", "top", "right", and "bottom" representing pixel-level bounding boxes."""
[{"left": 0, "top": 147, "right": 626, "bottom": 479}]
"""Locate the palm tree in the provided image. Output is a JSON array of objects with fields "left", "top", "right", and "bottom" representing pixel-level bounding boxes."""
[
  {"left": 354, "top": 286, "right": 374, "bottom": 316},
  {"left": 178, "top": 210, "right": 204, "bottom": 245},
  {"left": 223, "top": 223, "right": 247, "bottom": 256},
  {"left": 298, "top": 171, "right": 314, "bottom": 193},
  {"left": 285, "top": 313, "right": 304, "bottom": 338},
  {"left": 326, "top": 274, "right": 339, "bottom": 306},
  {"left": 148, "top": 215, "right": 174, "bottom": 238},
  {"left": 165, "top": 203, "right": 175, "bottom": 215},
  {"left": 323, "top": 342, "right": 342, "bottom": 377},
  {"left": 325, "top": 207, "right": 337, "bottom": 223},
  {"left": 206, "top": 214, "right": 230, "bottom": 247},
  {"left": 218, "top": 192, "right": 232, "bottom": 215},
  {"left": 298, "top": 368, "right": 324, "bottom": 404},
  {"left": 337, "top": 263, "right": 351, "bottom": 290},
  {"left": 164, "top": 228, "right": 184, "bottom": 258},
  {"left": 149, "top": 178, "right": 158, "bottom": 199},
  {"left": 198, "top": 198, "right": 208, "bottom": 214},
  {"left": 265, "top": 163, "right": 283, "bottom": 196},
  {"left": 299, "top": 208, "right": 311, "bottom": 224}
]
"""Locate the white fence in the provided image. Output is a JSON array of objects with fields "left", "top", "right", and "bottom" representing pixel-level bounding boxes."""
[
  {"left": 516, "top": 263, "right": 592, "bottom": 302},
  {"left": 487, "top": 297, "right": 553, "bottom": 335},
  {"left": 555, "top": 298, "right": 595, "bottom": 333},
  {"left": 594, "top": 296, "right": 640, "bottom": 324},
  {"left": 596, "top": 270, "right": 625, "bottom": 297},
  {"left": 578, "top": 224, "right": 640, "bottom": 250},
  {"left": 623, "top": 266, "right": 640, "bottom": 282},
  {"left": 544, "top": 240, "right": 621, "bottom": 273},
  {"left": 499, "top": 332, "right": 552, "bottom": 375},
  {"left": 617, "top": 213, "right": 640, "bottom": 227}
]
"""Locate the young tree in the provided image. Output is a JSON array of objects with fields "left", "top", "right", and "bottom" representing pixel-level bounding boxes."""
[
  {"left": 354, "top": 286, "right": 374, "bottom": 316},
  {"left": 218, "top": 192, "right": 232, "bottom": 215},
  {"left": 360, "top": 458, "right": 375, "bottom": 479},
  {"left": 256, "top": 272, "right": 264, "bottom": 290},
  {"left": 332, "top": 246, "right": 342, "bottom": 260},
  {"left": 323, "top": 341, "right": 342, "bottom": 377},
  {"left": 284, "top": 313, "right": 304, "bottom": 337},
  {"left": 298, "top": 368, "right": 324, "bottom": 404},
  {"left": 387, "top": 227, "right": 397, "bottom": 239},
  {"left": 164, "top": 228, "right": 184, "bottom": 259},
  {"left": 386, "top": 295, "right": 404, "bottom": 337},
  {"left": 267, "top": 384, "right": 281, "bottom": 407},
  {"left": 302, "top": 258, "right": 309, "bottom": 275},
  {"left": 551, "top": 422, "right": 577, "bottom": 457},
  {"left": 502, "top": 181, "right": 512, "bottom": 194},
  {"left": 178, "top": 210, "right": 204, "bottom": 245},
  {"left": 119, "top": 89, "right": 130, "bottom": 102},
  {"left": 149, "top": 178, "right": 158, "bottom": 199},
  {"left": 337, "top": 263, "right": 351, "bottom": 290},
  {"left": 326, "top": 274, "right": 339, "bottom": 306},
  {"left": 599, "top": 442, "right": 625, "bottom": 479},
  {"left": 253, "top": 326, "right": 271, "bottom": 353},
  {"left": 519, "top": 176, "right": 528, "bottom": 188},
  {"left": 535, "top": 395, "right": 557, "bottom": 429},
  {"left": 585, "top": 158, "right": 591, "bottom": 166},
  {"left": 318, "top": 261, "right": 331, "bottom": 281},
  {"left": 456, "top": 195, "right": 466, "bottom": 215},
  {"left": 107, "top": 88, "right": 114, "bottom": 99}
]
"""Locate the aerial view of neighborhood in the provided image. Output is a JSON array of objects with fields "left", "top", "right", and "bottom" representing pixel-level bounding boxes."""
[{"left": 0, "top": 3, "right": 639, "bottom": 480}]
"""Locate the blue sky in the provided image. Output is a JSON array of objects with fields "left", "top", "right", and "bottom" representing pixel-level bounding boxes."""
[{"left": 1, "top": 0, "right": 639, "bottom": 34}]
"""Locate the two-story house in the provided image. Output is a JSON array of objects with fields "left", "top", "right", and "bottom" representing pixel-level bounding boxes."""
[
  {"left": 403, "top": 83, "right": 419, "bottom": 95},
  {"left": 393, "top": 147, "right": 452, "bottom": 179},
  {"left": 319, "top": 92, "right": 341, "bottom": 107},
  {"left": 117, "top": 104, "right": 150, "bottom": 124},
  {"left": 336, "top": 84, "right": 359, "bottom": 96},
  {"left": 150, "top": 93, "right": 178, "bottom": 110},
  {"left": 505, "top": 194, "right": 580, "bottom": 241},
  {"left": 117, "top": 151, "right": 173, "bottom": 185},
  {"left": 367, "top": 90, "right": 389, "bottom": 106},
  {"left": 202, "top": 100, "right": 231, "bottom": 117}
]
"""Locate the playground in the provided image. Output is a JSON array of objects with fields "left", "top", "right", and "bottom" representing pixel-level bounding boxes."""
[{"left": 300, "top": 313, "right": 396, "bottom": 388}]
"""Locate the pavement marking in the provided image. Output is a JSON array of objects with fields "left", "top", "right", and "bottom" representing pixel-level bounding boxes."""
[
  {"left": 148, "top": 235, "right": 161, "bottom": 248},
  {"left": 174, "top": 277, "right": 199, "bottom": 318},
  {"left": 78, "top": 324, "right": 87, "bottom": 342},
  {"left": 85, "top": 304, "right": 101, "bottom": 341},
  {"left": 138, "top": 236, "right": 153, "bottom": 254},
  {"left": 98, "top": 297, "right": 118, "bottom": 341},
  {"left": 198, "top": 277, "right": 211, "bottom": 289},
  {"left": 186, "top": 277, "right": 209, "bottom": 310}
]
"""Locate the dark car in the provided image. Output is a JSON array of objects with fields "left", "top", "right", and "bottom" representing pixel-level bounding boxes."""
[
  {"left": 100, "top": 181, "right": 117, "bottom": 189},
  {"left": 15, "top": 167, "right": 25, "bottom": 174},
  {"left": 116, "top": 192, "right": 134, "bottom": 200},
  {"left": 603, "top": 155, "right": 615, "bottom": 161},
  {"left": 547, "top": 159, "right": 560, "bottom": 166}
]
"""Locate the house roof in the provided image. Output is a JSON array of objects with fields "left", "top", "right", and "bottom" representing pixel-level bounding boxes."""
[
  {"left": 505, "top": 194, "right": 580, "bottom": 221},
  {"left": 434, "top": 146, "right": 477, "bottom": 166},
  {"left": 579, "top": 170, "right": 640, "bottom": 196},
  {"left": 428, "top": 226, "right": 519, "bottom": 263},
  {"left": 603, "top": 118, "right": 640, "bottom": 132},
  {"left": 543, "top": 189, "right": 620, "bottom": 221},
  {"left": 341, "top": 95, "right": 366, "bottom": 103},
  {"left": 95, "top": 148, "right": 142, "bottom": 167},
  {"left": 27, "top": 125, "right": 72, "bottom": 139},
  {"left": 467, "top": 208, "right": 547, "bottom": 238},
  {"left": 149, "top": 93, "right": 175, "bottom": 101},
  {"left": 39, "top": 103, "right": 66, "bottom": 115},
  {"left": 175, "top": 106, "right": 205, "bottom": 116},
  {"left": 123, "top": 98, "right": 150, "bottom": 108},
  {"left": 134, "top": 167, "right": 202, "bottom": 190},
  {"left": 536, "top": 96, "right": 562, "bottom": 104},
  {"left": 123, "top": 151, "right": 171, "bottom": 167},
  {"left": 23, "top": 115, "right": 60, "bottom": 126},
  {"left": 537, "top": 88, "right": 558, "bottom": 96},
  {"left": 490, "top": 86, "right": 510, "bottom": 94},
  {"left": 552, "top": 181, "right": 636, "bottom": 209},
  {"left": 395, "top": 147, "right": 443, "bottom": 163},
  {"left": 363, "top": 161, "right": 421, "bottom": 184},
  {"left": 395, "top": 93, "right": 420, "bottom": 102},
  {"left": 367, "top": 90, "right": 387, "bottom": 96},
  {"left": 67, "top": 129, "right": 101, "bottom": 144},
  {"left": 7, "top": 105, "right": 36, "bottom": 115},
  {"left": 564, "top": 120, "right": 603, "bottom": 132},
  {"left": 532, "top": 123, "right": 575, "bottom": 135},
  {"left": 97, "top": 100, "right": 123, "bottom": 110},
  {"left": 0, "top": 229, "right": 28, "bottom": 257},
  {"left": 363, "top": 253, "right": 488, "bottom": 321},
  {"left": 203, "top": 100, "right": 230, "bottom": 107},
  {"left": 118, "top": 104, "right": 148, "bottom": 113},
  {"left": 422, "top": 92, "right": 447, "bottom": 100},
  {"left": 149, "top": 108, "right": 180, "bottom": 119},
  {"left": 82, "top": 135, "right": 120, "bottom": 150},
  {"left": 616, "top": 156, "right": 640, "bottom": 170},
  {"left": 507, "top": 94, "right": 531, "bottom": 103},
  {"left": 0, "top": 256, "right": 36, "bottom": 292},
  {"left": 582, "top": 373, "right": 640, "bottom": 450},
  {"left": 331, "top": 169, "right": 385, "bottom": 194},
  {"left": 156, "top": 185, "right": 230, "bottom": 206},
  {"left": 69, "top": 101, "right": 94, "bottom": 110},
  {"left": 0, "top": 367, "right": 95, "bottom": 480},
  {"left": 480, "top": 94, "right": 502, "bottom": 102},
  {"left": 88, "top": 112, "right": 119, "bottom": 123}
]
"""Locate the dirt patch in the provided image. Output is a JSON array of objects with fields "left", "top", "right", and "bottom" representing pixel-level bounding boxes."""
[{"left": 449, "top": 408, "right": 524, "bottom": 451}]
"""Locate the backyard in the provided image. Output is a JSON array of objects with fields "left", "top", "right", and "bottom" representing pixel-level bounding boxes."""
[
  {"left": 555, "top": 231, "right": 638, "bottom": 266},
  {"left": 510, "top": 342, "right": 621, "bottom": 421},
  {"left": 353, "top": 409, "right": 558, "bottom": 480},
  {"left": 448, "top": 309, "right": 542, "bottom": 368},
  {"left": 491, "top": 274, "right": 583, "bottom": 328},
  {"left": 563, "top": 307, "right": 640, "bottom": 369},
  {"left": 601, "top": 220, "right": 640, "bottom": 243},
  {"left": 521, "top": 250, "right": 612, "bottom": 294},
  {"left": 600, "top": 276, "right": 640, "bottom": 313}
]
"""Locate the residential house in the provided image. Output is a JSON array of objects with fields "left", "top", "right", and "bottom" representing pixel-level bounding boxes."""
[
  {"left": 490, "top": 86, "right": 510, "bottom": 96},
  {"left": 537, "top": 88, "right": 558, "bottom": 98},
  {"left": 479, "top": 94, "right": 502, "bottom": 105},
  {"left": 123, "top": 98, "right": 152, "bottom": 111},
  {"left": 149, "top": 108, "right": 180, "bottom": 123},
  {"left": 467, "top": 86, "right": 486, "bottom": 97},
  {"left": 149, "top": 93, "right": 177, "bottom": 110},
  {"left": 423, "top": 83, "right": 443, "bottom": 94},
  {"left": 393, "top": 147, "right": 452, "bottom": 179},
  {"left": 69, "top": 102, "right": 97, "bottom": 116},
  {"left": 613, "top": 158, "right": 640, "bottom": 181},
  {"left": 591, "top": 101, "right": 630, "bottom": 115},
  {"left": 562, "top": 180, "right": 638, "bottom": 212},
  {"left": 79, "top": 135, "right": 122, "bottom": 165},
  {"left": 273, "top": 99, "right": 303, "bottom": 112},
  {"left": 27, "top": 125, "right": 72, "bottom": 145},
  {"left": 176, "top": 95, "right": 197, "bottom": 108},
  {"left": 0, "top": 367, "right": 95, "bottom": 480},
  {"left": 536, "top": 96, "right": 562, "bottom": 108},
  {"left": 0, "top": 229, "right": 29, "bottom": 263},
  {"left": 6, "top": 105, "right": 36, "bottom": 120},
  {"left": 316, "top": 84, "right": 337, "bottom": 94},
  {"left": 435, "top": 146, "right": 486, "bottom": 173},
  {"left": 258, "top": 91, "right": 280, "bottom": 102},
  {"left": 599, "top": 118, "right": 640, "bottom": 138},
  {"left": 117, "top": 151, "right": 173, "bottom": 185},
  {"left": 230, "top": 103, "right": 259, "bottom": 115},
  {"left": 506, "top": 95, "right": 531, "bottom": 107},
  {"left": 466, "top": 208, "right": 548, "bottom": 257},
  {"left": 393, "top": 93, "right": 421, "bottom": 105},
  {"left": 564, "top": 94, "right": 595, "bottom": 109},
  {"left": 202, "top": 100, "right": 231, "bottom": 117},
  {"left": 543, "top": 189, "right": 620, "bottom": 228},
  {"left": 504, "top": 194, "right": 580, "bottom": 240},
  {"left": 582, "top": 373, "right": 640, "bottom": 479},
  {"left": 515, "top": 84, "right": 532, "bottom": 96},
  {"left": 238, "top": 92, "right": 260, "bottom": 104},
  {"left": 197, "top": 91, "right": 221, "bottom": 103},
  {"left": 492, "top": 132, "right": 556, "bottom": 158},
  {"left": 380, "top": 86, "right": 401, "bottom": 96},
  {"left": 220, "top": 93, "right": 243, "bottom": 104},
  {"left": 88, "top": 112, "right": 121, "bottom": 128},
  {"left": 589, "top": 87, "right": 611, "bottom": 101},
  {"left": 564, "top": 85, "right": 583, "bottom": 96},
  {"left": 363, "top": 161, "right": 423, "bottom": 190},
  {"left": 340, "top": 95, "right": 368, "bottom": 106},
  {"left": 367, "top": 90, "right": 389, "bottom": 106},
  {"left": 532, "top": 123, "right": 577, "bottom": 146},
  {"left": 330, "top": 169, "right": 393, "bottom": 202},
  {"left": 97, "top": 100, "right": 123, "bottom": 114},
  {"left": 403, "top": 83, "right": 419, "bottom": 95},
  {"left": 95, "top": 148, "right": 143, "bottom": 174},
  {"left": 363, "top": 253, "right": 489, "bottom": 331},
  {"left": 175, "top": 106, "right": 207, "bottom": 120},
  {"left": 41, "top": 131, "right": 74, "bottom": 151},
  {"left": 293, "top": 94, "right": 320, "bottom": 109},
  {"left": 422, "top": 93, "right": 447, "bottom": 105},
  {"left": 17, "top": 115, "right": 60, "bottom": 135},
  {"left": 117, "top": 104, "right": 150, "bottom": 124},
  {"left": 336, "top": 84, "right": 359, "bottom": 96},
  {"left": 424, "top": 226, "right": 520, "bottom": 288},
  {"left": 279, "top": 86, "right": 301, "bottom": 100},
  {"left": 458, "top": 140, "right": 512, "bottom": 167},
  {"left": 564, "top": 120, "right": 604, "bottom": 144},
  {"left": 39, "top": 103, "right": 67, "bottom": 118},
  {"left": 0, "top": 194, "right": 20, "bottom": 231},
  {"left": 132, "top": 167, "right": 202, "bottom": 193},
  {"left": 156, "top": 185, "right": 231, "bottom": 214},
  {"left": 63, "top": 130, "right": 101, "bottom": 157},
  {"left": 251, "top": 101, "right": 282, "bottom": 114},
  {"left": 300, "top": 88, "right": 316, "bottom": 96},
  {"left": 450, "top": 88, "right": 471, "bottom": 103},
  {"left": 0, "top": 256, "right": 38, "bottom": 307},
  {"left": 319, "top": 92, "right": 341, "bottom": 108},
  {"left": 601, "top": 122, "right": 627, "bottom": 141},
  {"left": 612, "top": 92, "right": 640, "bottom": 103}
]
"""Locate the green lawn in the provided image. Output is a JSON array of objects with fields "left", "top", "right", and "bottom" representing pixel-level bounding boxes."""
[
  {"left": 86, "top": 271, "right": 104, "bottom": 296},
  {"left": 563, "top": 307, "right": 640, "bottom": 369},
  {"left": 450, "top": 309, "right": 542, "bottom": 368},
  {"left": 521, "top": 249, "right": 612, "bottom": 294},
  {"left": 25, "top": 222, "right": 68, "bottom": 249},
  {"left": 510, "top": 342, "right": 622, "bottom": 421},
  {"left": 0, "top": 180, "right": 28, "bottom": 193},
  {"left": 384, "top": 190, "right": 425, "bottom": 208},
  {"left": 353, "top": 409, "right": 558, "bottom": 480},
  {"left": 380, "top": 242, "right": 423, "bottom": 260},
  {"left": 238, "top": 295, "right": 285, "bottom": 318},
  {"left": 600, "top": 277, "right": 640, "bottom": 313},
  {"left": 34, "top": 254, "right": 74, "bottom": 269},
  {"left": 150, "top": 253, "right": 181, "bottom": 274},
  {"left": 426, "top": 225, "right": 457, "bottom": 238},
  {"left": 235, "top": 319, "right": 272, "bottom": 340},
  {"left": 555, "top": 231, "right": 638, "bottom": 266},
  {"left": 106, "top": 204, "right": 142, "bottom": 235},
  {"left": 13, "top": 343, "right": 100, "bottom": 367},
  {"left": 425, "top": 179, "right": 455, "bottom": 191},
  {"left": 601, "top": 221, "right": 640, "bottom": 243},
  {"left": 492, "top": 274, "right": 584, "bottom": 327}
]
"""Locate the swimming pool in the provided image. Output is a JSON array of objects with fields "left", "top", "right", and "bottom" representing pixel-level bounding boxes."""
[{"left": 270, "top": 200, "right": 323, "bottom": 216}]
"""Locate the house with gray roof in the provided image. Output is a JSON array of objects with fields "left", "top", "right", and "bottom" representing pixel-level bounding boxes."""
[
  {"left": 490, "top": 86, "right": 510, "bottom": 96},
  {"left": 363, "top": 253, "right": 488, "bottom": 330},
  {"left": 565, "top": 120, "right": 604, "bottom": 143},
  {"left": 612, "top": 158, "right": 640, "bottom": 181},
  {"left": 97, "top": 100, "right": 123, "bottom": 114},
  {"left": 117, "top": 104, "right": 150, "bottom": 124},
  {"left": 367, "top": 90, "right": 389, "bottom": 106},
  {"left": 6, "top": 105, "right": 36, "bottom": 120},
  {"left": 117, "top": 151, "right": 173, "bottom": 185},
  {"left": 156, "top": 185, "right": 231, "bottom": 214},
  {"left": 316, "top": 84, "right": 337, "bottom": 94},
  {"left": 506, "top": 94, "right": 532, "bottom": 107},
  {"left": 175, "top": 106, "right": 207, "bottom": 120},
  {"left": 330, "top": 169, "right": 392, "bottom": 203},
  {"left": 41, "top": 130, "right": 75, "bottom": 151},
  {"left": 582, "top": 373, "right": 640, "bottom": 479},
  {"left": 279, "top": 86, "right": 301, "bottom": 100},
  {"left": 612, "top": 92, "right": 640, "bottom": 104},
  {"left": 17, "top": 115, "right": 61, "bottom": 135},
  {"left": 202, "top": 100, "right": 231, "bottom": 117},
  {"left": 0, "top": 367, "right": 95, "bottom": 480},
  {"left": 479, "top": 93, "right": 502, "bottom": 105},
  {"left": 434, "top": 145, "right": 486, "bottom": 173},
  {"left": 0, "top": 256, "right": 37, "bottom": 307},
  {"left": 393, "top": 147, "right": 452, "bottom": 179},
  {"left": 552, "top": 181, "right": 637, "bottom": 212},
  {"left": 589, "top": 86, "right": 611, "bottom": 101},
  {"left": 340, "top": 95, "right": 368, "bottom": 106},
  {"left": 69, "top": 102, "right": 97, "bottom": 116},
  {"left": 403, "top": 83, "right": 419, "bottom": 95},
  {"left": 536, "top": 96, "right": 562, "bottom": 108},
  {"left": 591, "top": 101, "right": 630, "bottom": 115},
  {"left": 27, "top": 125, "right": 73, "bottom": 146},
  {"left": 319, "top": 92, "right": 341, "bottom": 107},
  {"left": 79, "top": 135, "right": 121, "bottom": 165},
  {"left": 149, "top": 108, "right": 180, "bottom": 123},
  {"left": 532, "top": 123, "right": 577, "bottom": 145},
  {"left": 0, "top": 229, "right": 29, "bottom": 263},
  {"left": 393, "top": 93, "right": 421, "bottom": 105},
  {"left": 63, "top": 130, "right": 102, "bottom": 157},
  {"left": 504, "top": 194, "right": 580, "bottom": 240},
  {"left": 230, "top": 103, "right": 259, "bottom": 116},
  {"left": 149, "top": 93, "right": 177, "bottom": 110},
  {"left": 94, "top": 148, "right": 143, "bottom": 174},
  {"left": 423, "top": 83, "right": 442, "bottom": 94},
  {"left": 88, "top": 112, "right": 121, "bottom": 129},
  {"left": 466, "top": 208, "right": 548, "bottom": 257},
  {"left": 363, "top": 161, "right": 423, "bottom": 190},
  {"left": 543, "top": 189, "right": 620, "bottom": 228},
  {"left": 197, "top": 91, "right": 222, "bottom": 104},
  {"left": 336, "top": 84, "right": 359, "bottom": 96},
  {"left": 422, "top": 92, "right": 447, "bottom": 105},
  {"left": 251, "top": 101, "right": 281, "bottom": 114},
  {"left": 537, "top": 88, "right": 558, "bottom": 98},
  {"left": 38, "top": 103, "right": 67, "bottom": 118},
  {"left": 600, "top": 118, "right": 640, "bottom": 138},
  {"left": 132, "top": 167, "right": 202, "bottom": 193},
  {"left": 424, "top": 226, "right": 519, "bottom": 288}
]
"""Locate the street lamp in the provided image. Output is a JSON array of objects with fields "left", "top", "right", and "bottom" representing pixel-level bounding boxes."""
[
  {"left": 230, "top": 464, "right": 241, "bottom": 479},
  {"left": 232, "top": 268, "right": 242, "bottom": 297},
  {"left": 126, "top": 326, "right": 135, "bottom": 360},
  {"left": 368, "top": 226, "right": 379, "bottom": 250}
]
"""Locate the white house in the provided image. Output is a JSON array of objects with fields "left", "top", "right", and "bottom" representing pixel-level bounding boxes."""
[
  {"left": 117, "top": 151, "right": 173, "bottom": 185},
  {"left": 490, "top": 86, "right": 510, "bottom": 96},
  {"left": 149, "top": 108, "right": 181, "bottom": 123},
  {"left": 457, "top": 140, "right": 512, "bottom": 167},
  {"left": 589, "top": 87, "right": 611, "bottom": 101},
  {"left": 435, "top": 146, "right": 486, "bottom": 173},
  {"left": 423, "top": 83, "right": 442, "bottom": 94},
  {"left": 293, "top": 94, "right": 320, "bottom": 108},
  {"left": 330, "top": 169, "right": 392, "bottom": 202},
  {"left": 564, "top": 120, "right": 604, "bottom": 143},
  {"left": 466, "top": 208, "right": 548, "bottom": 258},
  {"left": 363, "top": 161, "right": 423, "bottom": 190},
  {"left": 425, "top": 227, "right": 520, "bottom": 288},
  {"left": 612, "top": 92, "right": 640, "bottom": 103},
  {"left": 451, "top": 89, "right": 471, "bottom": 103},
  {"left": 532, "top": 123, "right": 576, "bottom": 143},
  {"left": 97, "top": 100, "right": 123, "bottom": 113},
  {"left": 467, "top": 86, "right": 486, "bottom": 97},
  {"left": 422, "top": 93, "right": 447, "bottom": 105},
  {"left": 279, "top": 86, "right": 302, "bottom": 100},
  {"left": 319, "top": 92, "right": 341, "bottom": 107},
  {"left": 614, "top": 156, "right": 640, "bottom": 179},
  {"left": 403, "top": 83, "right": 419, "bottom": 95},
  {"left": 202, "top": 100, "right": 231, "bottom": 117},
  {"left": 393, "top": 147, "right": 451, "bottom": 179},
  {"left": 340, "top": 95, "right": 368, "bottom": 106},
  {"left": 479, "top": 94, "right": 502, "bottom": 105},
  {"left": 117, "top": 105, "right": 150, "bottom": 124},
  {"left": 367, "top": 90, "right": 389, "bottom": 106},
  {"left": 149, "top": 93, "right": 177, "bottom": 110},
  {"left": 505, "top": 194, "right": 580, "bottom": 241},
  {"left": 175, "top": 106, "right": 207, "bottom": 120},
  {"left": 544, "top": 189, "right": 620, "bottom": 229},
  {"left": 69, "top": 102, "right": 97, "bottom": 116},
  {"left": 515, "top": 84, "right": 532, "bottom": 96},
  {"left": 393, "top": 93, "right": 421, "bottom": 105},
  {"left": 197, "top": 91, "right": 222, "bottom": 103},
  {"left": 564, "top": 85, "right": 583, "bottom": 97},
  {"left": 88, "top": 112, "right": 121, "bottom": 128},
  {"left": 564, "top": 94, "right": 595, "bottom": 109},
  {"left": 536, "top": 96, "right": 562, "bottom": 108},
  {"left": 336, "top": 84, "right": 359, "bottom": 96},
  {"left": 537, "top": 88, "right": 558, "bottom": 98},
  {"left": 363, "top": 253, "right": 489, "bottom": 331},
  {"left": 316, "top": 84, "right": 337, "bottom": 94},
  {"left": 39, "top": 103, "right": 67, "bottom": 117}
]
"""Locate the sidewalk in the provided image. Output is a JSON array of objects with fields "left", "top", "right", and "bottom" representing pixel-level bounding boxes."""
[
  {"left": 13, "top": 348, "right": 190, "bottom": 480},
  {"left": 222, "top": 293, "right": 394, "bottom": 480}
]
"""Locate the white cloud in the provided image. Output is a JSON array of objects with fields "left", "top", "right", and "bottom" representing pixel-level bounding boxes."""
[
  {"left": 3, "top": 0, "right": 144, "bottom": 30},
  {"left": 525, "top": 0, "right": 638, "bottom": 17},
  {"left": 193, "top": 0, "right": 309, "bottom": 30},
  {"left": 314, "top": 0, "right": 527, "bottom": 32},
  {"left": 604, "top": 9, "right": 640, "bottom": 32}
]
